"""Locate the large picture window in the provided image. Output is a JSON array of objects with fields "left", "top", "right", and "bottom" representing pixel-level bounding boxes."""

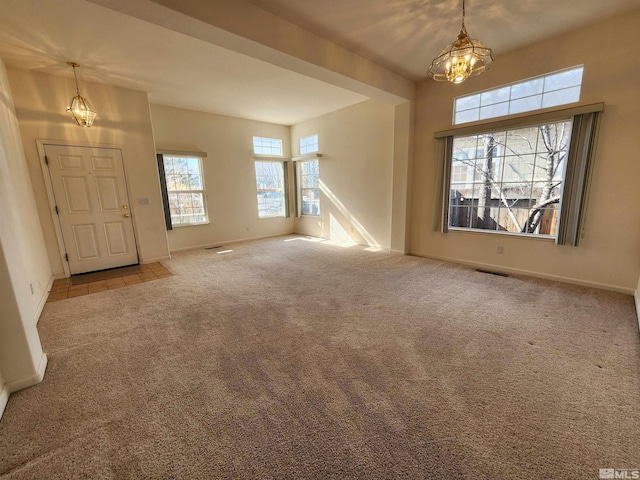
[
  {"left": 437, "top": 104, "right": 602, "bottom": 245},
  {"left": 449, "top": 120, "right": 571, "bottom": 236},
  {"left": 255, "top": 161, "right": 286, "bottom": 218}
]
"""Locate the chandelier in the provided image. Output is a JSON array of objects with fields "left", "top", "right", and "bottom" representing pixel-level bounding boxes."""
[
  {"left": 66, "top": 62, "right": 97, "bottom": 127},
  {"left": 427, "top": 0, "right": 493, "bottom": 84}
]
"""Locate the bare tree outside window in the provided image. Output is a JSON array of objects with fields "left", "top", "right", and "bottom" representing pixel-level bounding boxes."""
[
  {"left": 255, "top": 161, "right": 285, "bottom": 218},
  {"left": 299, "top": 159, "right": 320, "bottom": 216},
  {"left": 163, "top": 156, "right": 207, "bottom": 225},
  {"left": 448, "top": 119, "right": 572, "bottom": 236}
]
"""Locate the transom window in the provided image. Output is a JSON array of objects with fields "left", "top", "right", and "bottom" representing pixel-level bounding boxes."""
[
  {"left": 162, "top": 155, "right": 207, "bottom": 226},
  {"left": 253, "top": 136, "right": 283, "bottom": 156},
  {"left": 255, "top": 161, "right": 286, "bottom": 218},
  {"left": 454, "top": 66, "right": 584, "bottom": 125},
  {"left": 299, "top": 134, "right": 318, "bottom": 155},
  {"left": 298, "top": 159, "right": 320, "bottom": 216}
]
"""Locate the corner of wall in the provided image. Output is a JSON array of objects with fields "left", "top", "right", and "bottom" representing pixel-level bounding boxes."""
[
  {"left": 0, "top": 353, "right": 47, "bottom": 421},
  {"left": 635, "top": 276, "right": 640, "bottom": 334},
  {"left": 140, "top": 255, "right": 172, "bottom": 264},
  {"left": 0, "top": 378, "right": 8, "bottom": 420},
  {"left": 6, "top": 353, "right": 47, "bottom": 394},
  {"left": 34, "top": 275, "right": 53, "bottom": 325}
]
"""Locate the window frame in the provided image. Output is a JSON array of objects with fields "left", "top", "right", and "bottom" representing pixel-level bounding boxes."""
[
  {"left": 296, "top": 158, "right": 320, "bottom": 217},
  {"left": 157, "top": 153, "right": 209, "bottom": 228},
  {"left": 435, "top": 102, "right": 603, "bottom": 246},
  {"left": 453, "top": 65, "right": 584, "bottom": 125},
  {"left": 299, "top": 134, "right": 319, "bottom": 155},
  {"left": 254, "top": 159, "right": 287, "bottom": 219},
  {"left": 253, "top": 136, "right": 283, "bottom": 156},
  {"left": 447, "top": 120, "right": 571, "bottom": 238}
]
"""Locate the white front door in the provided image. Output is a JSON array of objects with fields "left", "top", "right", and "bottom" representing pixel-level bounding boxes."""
[{"left": 44, "top": 144, "right": 138, "bottom": 274}]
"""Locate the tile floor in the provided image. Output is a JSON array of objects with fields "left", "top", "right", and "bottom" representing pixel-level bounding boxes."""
[{"left": 47, "top": 262, "right": 172, "bottom": 303}]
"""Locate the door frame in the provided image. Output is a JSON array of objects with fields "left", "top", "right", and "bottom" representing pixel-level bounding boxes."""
[{"left": 36, "top": 139, "right": 141, "bottom": 278}]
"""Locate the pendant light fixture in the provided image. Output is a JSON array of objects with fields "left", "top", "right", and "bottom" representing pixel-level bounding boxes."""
[
  {"left": 427, "top": 0, "right": 493, "bottom": 84},
  {"left": 66, "top": 62, "right": 97, "bottom": 127}
]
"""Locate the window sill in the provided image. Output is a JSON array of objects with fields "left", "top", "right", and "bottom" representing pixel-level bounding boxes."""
[
  {"left": 171, "top": 221, "right": 210, "bottom": 228},
  {"left": 448, "top": 227, "right": 555, "bottom": 241}
]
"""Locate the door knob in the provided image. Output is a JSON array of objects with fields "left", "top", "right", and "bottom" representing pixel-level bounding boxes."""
[{"left": 123, "top": 213, "right": 130, "bottom": 218}]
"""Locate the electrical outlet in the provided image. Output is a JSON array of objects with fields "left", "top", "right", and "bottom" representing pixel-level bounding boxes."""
[{"left": 496, "top": 246, "right": 504, "bottom": 254}]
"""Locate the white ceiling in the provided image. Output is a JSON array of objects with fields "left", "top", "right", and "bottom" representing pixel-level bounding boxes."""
[
  {"left": 0, "top": 0, "right": 638, "bottom": 125},
  {"left": 0, "top": 0, "right": 367, "bottom": 125},
  {"left": 246, "top": 0, "right": 640, "bottom": 81}
]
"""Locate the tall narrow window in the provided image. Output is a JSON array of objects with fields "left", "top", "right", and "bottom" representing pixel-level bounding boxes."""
[
  {"left": 255, "top": 161, "right": 285, "bottom": 218},
  {"left": 161, "top": 155, "right": 207, "bottom": 226},
  {"left": 298, "top": 159, "right": 320, "bottom": 216}
]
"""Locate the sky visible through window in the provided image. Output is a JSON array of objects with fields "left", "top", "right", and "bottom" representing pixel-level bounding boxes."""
[
  {"left": 299, "top": 134, "right": 318, "bottom": 155},
  {"left": 454, "top": 66, "right": 584, "bottom": 125},
  {"left": 253, "top": 136, "right": 283, "bottom": 156}
]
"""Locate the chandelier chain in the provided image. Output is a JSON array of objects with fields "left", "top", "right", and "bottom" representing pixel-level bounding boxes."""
[
  {"left": 65, "top": 61, "right": 97, "bottom": 127},
  {"left": 461, "top": 0, "right": 466, "bottom": 29},
  {"left": 72, "top": 65, "right": 80, "bottom": 96}
]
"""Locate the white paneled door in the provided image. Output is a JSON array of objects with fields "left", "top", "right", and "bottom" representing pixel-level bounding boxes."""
[{"left": 44, "top": 145, "right": 138, "bottom": 274}]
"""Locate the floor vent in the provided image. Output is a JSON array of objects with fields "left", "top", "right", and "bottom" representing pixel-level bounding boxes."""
[{"left": 476, "top": 269, "right": 509, "bottom": 277}]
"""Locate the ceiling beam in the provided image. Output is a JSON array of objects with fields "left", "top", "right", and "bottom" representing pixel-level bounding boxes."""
[{"left": 87, "top": 0, "right": 415, "bottom": 104}]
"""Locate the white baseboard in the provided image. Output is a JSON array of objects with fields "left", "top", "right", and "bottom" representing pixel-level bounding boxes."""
[
  {"left": 7, "top": 353, "right": 48, "bottom": 393},
  {"left": 1, "top": 354, "right": 48, "bottom": 420},
  {"left": 140, "top": 255, "right": 172, "bottom": 264},
  {"left": 0, "top": 383, "right": 8, "bottom": 420},
  {"left": 410, "top": 251, "right": 635, "bottom": 296},
  {"left": 35, "top": 276, "right": 54, "bottom": 325},
  {"left": 635, "top": 288, "right": 640, "bottom": 334},
  {"left": 169, "top": 233, "right": 294, "bottom": 253}
]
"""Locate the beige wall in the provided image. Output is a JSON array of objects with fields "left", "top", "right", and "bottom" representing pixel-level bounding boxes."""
[
  {"left": 7, "top": 67, "right": 170, "bottom": 277},
  {"left": 636, "top": 275, "right": 640, "bottom": 329},
  {"left": 410, "top": 8, "right": 640, "bottom": 292},
  {"left": 291, "top": 100, "right": 395, "bottom": 250},
  {"left": 390, "top": 101, "right": 414, "bottom": 253},
  {"left": 0, "top": 59, "right": 48, "bottom": 399},
  {"left": 150, "top": 104, "right": 294, "bottom": 251},
  {"left": 0, "top": 369, "right": 5, "bottom": 416}
]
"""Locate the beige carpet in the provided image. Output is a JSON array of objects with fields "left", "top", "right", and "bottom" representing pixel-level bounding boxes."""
[{"left": 1, "top": 235, "right": 639, "bottom": 479}]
